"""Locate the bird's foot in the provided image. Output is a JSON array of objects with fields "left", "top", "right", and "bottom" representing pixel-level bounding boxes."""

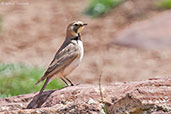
[
  {"left": 75, "top": 83, "right": 80, "bottom": 86},
  {"left": 70, "top": 83, "right": 74, "bottom": 86},
  {"left": 70, "top": 83, "right": 80, "bottom": 86}
]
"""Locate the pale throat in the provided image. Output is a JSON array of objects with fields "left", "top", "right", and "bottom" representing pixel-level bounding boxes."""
[{"left": 71, "top": 31, "right": 79, "bottom": 37}]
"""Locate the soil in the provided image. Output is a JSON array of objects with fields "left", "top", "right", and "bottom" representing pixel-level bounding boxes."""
[{"left": 0, "top": 0, "right": 170, "bottom": 84}]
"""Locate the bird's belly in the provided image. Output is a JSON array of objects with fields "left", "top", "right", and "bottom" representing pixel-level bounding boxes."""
[
  {"left": 51, "top": 59, "right": 81, "bottom": 79},
  {"left": 63, "top": 58, "right": 81, "bottom": 76}
]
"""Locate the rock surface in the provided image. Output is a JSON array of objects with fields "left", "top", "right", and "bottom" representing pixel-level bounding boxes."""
[
  {"left": 0, "top": 78, "right": 171, "bottom": 114},
  {"left": 112, "top": 11, "right": 171, "bottom": 50}
]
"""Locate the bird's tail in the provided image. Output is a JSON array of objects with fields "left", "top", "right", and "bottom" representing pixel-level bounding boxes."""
[{"left": 36, "top": 78, "right": 50, "bottom": 102}]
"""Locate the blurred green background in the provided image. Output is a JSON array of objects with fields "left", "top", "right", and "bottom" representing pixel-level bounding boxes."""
[
  {"left": 85, "top": 0, "right": 171, "bottom": 17},
  {"left": 0, "top": 64, "right": 65, "bottom": 97}
]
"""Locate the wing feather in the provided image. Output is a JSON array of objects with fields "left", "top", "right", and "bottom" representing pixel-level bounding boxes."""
[{"left": 35, "top": 42, "right": 79, "bottom": 84}]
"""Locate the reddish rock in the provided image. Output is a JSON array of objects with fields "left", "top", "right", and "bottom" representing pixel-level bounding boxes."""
[
  {"left": 0, "top": 78, "right": 170, "bottom": 113},
  {"left": 112, "top": 11, "right": 171, "bottom": 50}
]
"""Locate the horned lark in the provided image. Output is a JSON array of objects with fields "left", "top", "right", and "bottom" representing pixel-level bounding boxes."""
[{"left": 35, "top": 21, "right": 87, "bottom": 98}]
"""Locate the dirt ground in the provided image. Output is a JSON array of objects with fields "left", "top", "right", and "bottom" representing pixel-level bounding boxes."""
[{"left": 0, "top": 0, "right": 170, "bottom": 84}]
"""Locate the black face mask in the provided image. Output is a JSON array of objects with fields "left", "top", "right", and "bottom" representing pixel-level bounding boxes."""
[{"left": 73, "top": 24, "right": 80, "bottom": 33}]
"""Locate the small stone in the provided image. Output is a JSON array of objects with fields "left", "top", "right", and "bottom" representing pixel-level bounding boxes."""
[{"left": 88, "top": 98, "right": 96, "bottom": 105}]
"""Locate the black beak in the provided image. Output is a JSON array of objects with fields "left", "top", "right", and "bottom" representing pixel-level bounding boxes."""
[{"left": 83, "top": 23, "right": 88, "bottom": 26}]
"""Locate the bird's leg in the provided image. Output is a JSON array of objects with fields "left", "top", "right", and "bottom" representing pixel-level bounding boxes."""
[
  {"left": 65, "top": 77, "right": 74, "bottom": 86},
  {"left": 60, "top": 77, "right": 69, "bottom": 87}
]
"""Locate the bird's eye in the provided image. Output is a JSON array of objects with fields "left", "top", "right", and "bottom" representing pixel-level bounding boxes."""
[{"left": 74, "top": 24, "right": 79, "bottom": 26}]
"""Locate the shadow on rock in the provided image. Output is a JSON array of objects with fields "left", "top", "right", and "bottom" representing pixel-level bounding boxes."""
[{"left": 26, "top": 89, "right": 56, "bottom": 109}]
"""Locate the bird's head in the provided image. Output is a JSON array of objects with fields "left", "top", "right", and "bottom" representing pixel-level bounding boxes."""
[{"left": 66, "top": 21, "right": 87, "bottom": 38}]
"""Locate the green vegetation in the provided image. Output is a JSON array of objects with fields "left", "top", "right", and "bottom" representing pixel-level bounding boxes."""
[
  {"left": 156, "top": 0, "right": 171, "bottom": 9},
  {"left": 98, "top": 71, "right": 107, "bottom": 114},
  {"left": 0, "top": 63, "right": 65, "bottom": 98},
  {"left": 85, "top": 0, "right": 123, "bottom": 17}
]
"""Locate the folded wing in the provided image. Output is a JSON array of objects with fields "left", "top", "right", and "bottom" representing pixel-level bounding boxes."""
[{"left": 35, "top": 42, "right": 79, "bottom": 84}]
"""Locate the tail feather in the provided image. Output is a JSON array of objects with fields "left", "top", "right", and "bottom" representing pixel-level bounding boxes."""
[{"left": 36, "top": 78, "right": 50, "bottom": 102}]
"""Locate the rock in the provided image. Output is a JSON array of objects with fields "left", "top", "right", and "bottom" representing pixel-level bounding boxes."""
[
  {"left": 0, "top": 78, "right": 171, "bottom": 113},
  {"left": 112, "top": 11, "right": 171, "bottom": 50}
]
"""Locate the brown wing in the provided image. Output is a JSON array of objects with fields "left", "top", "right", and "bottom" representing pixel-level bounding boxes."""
[{"left": 35, "top": 42, "right": 79, "bottom": 84}]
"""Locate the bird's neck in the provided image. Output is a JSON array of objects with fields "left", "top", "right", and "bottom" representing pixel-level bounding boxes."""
[{"left": 67, "top": 33, "right": 81, "bottom": 41}]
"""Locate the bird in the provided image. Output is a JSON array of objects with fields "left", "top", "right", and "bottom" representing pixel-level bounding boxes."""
[{"left": 35, "top": 21, "right": 87, "bottom": 100}]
